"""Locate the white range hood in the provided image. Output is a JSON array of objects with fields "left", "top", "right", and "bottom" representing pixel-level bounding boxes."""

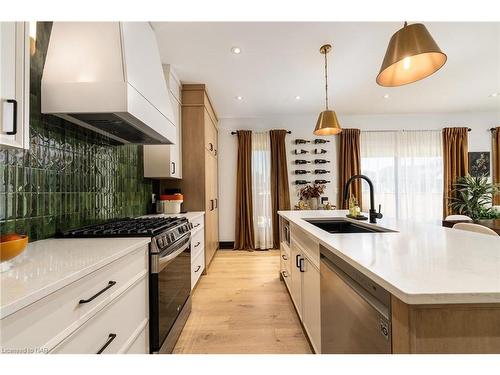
[{"left": 42, "top": 22, "right": 176, "bottom": 144}]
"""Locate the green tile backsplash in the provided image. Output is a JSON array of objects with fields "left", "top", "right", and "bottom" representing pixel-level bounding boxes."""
[{"left": 0, "top": 22, "right": 153, "bottom": 241}]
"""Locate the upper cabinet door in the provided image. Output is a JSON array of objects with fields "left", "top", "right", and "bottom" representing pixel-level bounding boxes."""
[
  {"left": 120, "top": 23, "right": 174, "bottom": 126},
  {"left": 0, "top": 22, "right": 29, "bottom": 149}
]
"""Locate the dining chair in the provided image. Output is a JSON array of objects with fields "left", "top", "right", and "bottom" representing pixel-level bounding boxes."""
[
  {"left": 445, "top": 214, "right": 472, "bottom": 221},
  {"left": 452, "top": 222, "right": 499, "bottom": 236}
]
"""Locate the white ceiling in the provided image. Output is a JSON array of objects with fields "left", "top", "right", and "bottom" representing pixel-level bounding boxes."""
[{"left": 152, "top": 22, "right": 500, "bottom": 119}]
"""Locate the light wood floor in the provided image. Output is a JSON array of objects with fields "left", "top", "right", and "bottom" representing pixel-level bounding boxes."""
[{"left": 173, "top": 250, "right": 312, "bottom": 354}]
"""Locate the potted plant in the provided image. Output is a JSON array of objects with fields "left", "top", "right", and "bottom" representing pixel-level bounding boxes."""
[
  {"left": 299, "top": 183, "right": 325, "bottom": 210},
  {"left": 449, "top": 175, "right": 500, "bottom": 220}
]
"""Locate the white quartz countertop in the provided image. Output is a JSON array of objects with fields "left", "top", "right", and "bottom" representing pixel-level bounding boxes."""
[
  {"left": 278, "top": 210, "right": 500, "bottom": 304},
  {"left": 0, "top": 237, "right": 150, "bottom": 319}
]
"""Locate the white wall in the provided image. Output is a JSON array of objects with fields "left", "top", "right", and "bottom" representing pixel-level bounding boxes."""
[{"left": 218, "top": 111, "right": 500, "bottom": 241}]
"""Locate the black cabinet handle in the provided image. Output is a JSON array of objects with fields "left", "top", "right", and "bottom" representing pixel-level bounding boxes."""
[
  {"left": 296, "top": 254, "right": 301, "bottom": 268},
  {"left": 194, "top": 241, "right": 201, "bottom": 247},
  {"left": 6, "top": 99, "right": 17, "bottom": 135},
  {"left": 96, "top": 333, "right": 117, "bottom": 354},
  {"left": 193, "top": 223, "right": 200, "bottom": 228},
  {"left": 209, "top": 142, "right": 214, "bottom": 151},
  {"left": 194, "top": 265, "right": 201, "bottom": 273},
  {"left": 214, "top": 149, "right": 217, "bottom": 156},
  {"left": 79, "top": 281, "right": 116, "bottom": 304},
  {"left": 214, "top": 198, "right": 218, "bottom": 209},
  {"left": 209, "top": 199, "right": 214, "bottom": 211},
  {"left": 171, "top": 161, "right": 176, "bottom": 174},
  {"left": 299, "top": 258, "right": 305, "bottom": 272},
  {"left": 282, "top": 254, "right": 288, "bottom": 260}
]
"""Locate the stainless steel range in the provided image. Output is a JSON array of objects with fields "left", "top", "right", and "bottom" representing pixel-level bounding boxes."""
[{"left": 61, "top": 217, "right": 193, "bottom": 353}]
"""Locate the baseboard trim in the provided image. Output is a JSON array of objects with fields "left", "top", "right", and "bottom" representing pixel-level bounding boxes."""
[{"left": 219, "top": 241, "right": 234, "bottom": 249}]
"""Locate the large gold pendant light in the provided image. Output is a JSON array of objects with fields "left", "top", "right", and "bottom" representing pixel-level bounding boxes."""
[
  {"left": 377, "top": 22, "right": 447, "bottom": 87},
  {"left": 314, "top": 44, "right": 342, "bottom": 136}
]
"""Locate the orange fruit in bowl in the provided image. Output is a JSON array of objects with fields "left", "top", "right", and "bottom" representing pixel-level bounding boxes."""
[{"left": 0, "top": 233, "right": 29, "bottom": 262}]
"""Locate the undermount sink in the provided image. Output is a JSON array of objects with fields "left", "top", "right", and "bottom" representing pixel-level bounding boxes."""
[{"left": 304, "top": 218, "right": 396, "bottom": 234}]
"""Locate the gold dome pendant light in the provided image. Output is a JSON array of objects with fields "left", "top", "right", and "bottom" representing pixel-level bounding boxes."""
[
  {"left": 376, "top": 22, "right": 447, "bottom": 87},
  {"left": 314, "top": 44, "right": 342, "bottom": 135}
]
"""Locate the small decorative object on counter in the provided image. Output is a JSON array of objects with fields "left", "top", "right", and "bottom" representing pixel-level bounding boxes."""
[
  {"left": 314, "top": 139, "right": 330, "bottom": 144},
  {"left": 313, "top": 148, "right": 327, "bottom": 154},
  {"left": 1, "top": 234, "right": 28, "bottom": 272},
  {"left": 299, "top": 183, "right": 326, "bottom": 210},
  {"left": 294, "top": 170, "right": 311, "bottom": 174},
  {"left": 293, "top": 149, "right": 308, "bottom": 155},
  {"left": 295, "top": 159, "right": 311, "bottom": 164},
  {"left": 314, "top": 169, "right": 330, "bottom": 174},
  {"left": 294, "top": 199, "right": 310, "bottom": 210},
  {"left": 314, "top": 159, "right": 330, "bottom": 164},
  {"left": 346, "top": 195, "right": 367, "bottom": 220},
  {"left": 295, "top": 139, "right": 310, "bottom": 144},
  {"left": 157, "top": 194, "right": 184, "bottom": 214}
]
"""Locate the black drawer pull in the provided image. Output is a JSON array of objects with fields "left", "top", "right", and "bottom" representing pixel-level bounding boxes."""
[
  {"left": 299, "top": 258, "right": 305, "bottom": 272},
  {"left": 193, "top": 223, "right": 201, "bottom": 228},
  {"left": 194, "top": 241, "right": 201, "bottom": 247},
  {"left": 194, "top": 265, "right": 201, "bottom": 273},
  {"left": 6, "top": 99, "right": 17, "bottom": 135},
  {"left": 282, "top": 254, "right": 288, "bottom": 260},
  {"left": 96, "top": 333, "right": 117, "bottom": 354},
  {"left": 79, "top": 281, "right": 116, "bottom": 304}
]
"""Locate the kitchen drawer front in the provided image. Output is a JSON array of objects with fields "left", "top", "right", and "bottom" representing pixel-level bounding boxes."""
[
  {"left": 291, "top": 223, "right": 319, "bottom": 269},
  {"left": 0, "top": 245, "right": 148, "bottom": 352},
  {"left": 123, "top": 321, "right": 149, "bottom": 354},
  {"left": 51, "top": 275, "right": 148, "bottom": 354},
  {"left": 191, "top": 227, "right": 205, "bottom": 260},
  {"left": 191, "top": 250, "right": 205, "bottom": 289},
  {"left": 190, "top": 214, "right": 204, "bottom": 233}
]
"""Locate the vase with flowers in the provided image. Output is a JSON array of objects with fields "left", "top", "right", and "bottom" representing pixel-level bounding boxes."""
[{"left": 299, "top": 183, "right": 326, "bottom": 210}]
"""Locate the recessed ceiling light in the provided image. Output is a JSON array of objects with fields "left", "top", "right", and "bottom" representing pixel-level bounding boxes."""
[
  {"left": 489, "top": 92, "right": 499, "bottom": 97},
  {"left": 235, "top": 96, "right": 243, "bottom": 101},
  {"left": 295, "top": 96, "right": 301, "bottom": 100},
  {"left": 383, "top": 94, "right": 390, "bottom": 99},
  {"left": 231, "top": 47, "right": 241, "bottom": 54}
]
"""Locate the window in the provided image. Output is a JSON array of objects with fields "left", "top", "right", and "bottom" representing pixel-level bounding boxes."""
[{"left": 360, "top": 130, "right": 443, "bottom": 222}]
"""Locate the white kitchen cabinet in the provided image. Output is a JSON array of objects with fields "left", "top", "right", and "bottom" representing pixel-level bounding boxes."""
[
  {"left": 0, "top": 22, "right": 29, "bottom": 149},
  {"left": 281, "top": 224, "right": 321, "bottom": 353},
  {"left": 190, "top": 214, "right": 205, "bottom": 289},
  {"left": 143, "top": 65, "right": 182, "bottom": 179}
]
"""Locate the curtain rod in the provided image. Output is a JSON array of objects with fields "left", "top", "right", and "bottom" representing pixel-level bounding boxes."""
[
  {"left": 230, "top": 130, "right": 292, "bottom": 135},
  {"left": 361, "top": 128, "right": 471, "bottom": 133}
]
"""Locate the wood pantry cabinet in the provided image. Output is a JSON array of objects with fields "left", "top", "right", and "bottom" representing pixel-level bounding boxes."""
[
  {"left": 179, "top": 84, "right": 219, "bottom": 269},
  {"left": 0, "top": 22, "right": 30, "bottom": 149}
]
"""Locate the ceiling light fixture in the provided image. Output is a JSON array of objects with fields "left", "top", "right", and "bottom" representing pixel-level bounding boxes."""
[
  {"left": 489, "top": 92, "right": 499, "bottom": 98},
  {"left": 383, "top": 94, "right": 390, "bottom": 99},
  {"left": 314, "top": 44, "right": 342, "bottom": 136},
  {"left": 231, "top": 47, "right": 241, "bottom": 54},
  {"left": 235, "top": 96, "right": 243, "bottom": 101},
  {"left": 295, "top": 96, "right": 301, "bottom": 100},
  {"left": 377, "top": 22, "right": 447, "bottom": 87}
]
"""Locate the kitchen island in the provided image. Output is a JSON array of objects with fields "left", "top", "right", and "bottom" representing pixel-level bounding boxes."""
[{"left": 278, "top": 210, "right": 500, "bottom": 354}]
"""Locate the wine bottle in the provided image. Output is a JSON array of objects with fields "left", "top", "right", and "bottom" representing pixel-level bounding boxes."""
[
  {"left": 293, "top": 149, "right": 308, "bottom": 155},
  {"left": 295, "top": 139, "right": 310, "bottom": 144},
  {"left": 314, "top": 139, "right": 330, "bottom": 144},
  {"left": 295, "top": 160, "right": 311, "bottom": 164},
  {"left": 294, "top": 170, "right": 310, "bottom": 174},
  {"left": 314, "top": 159, "right": 330, "bottom": 164},
  {"left": 313, "top": 148, "right": 327, "bottom": 154},
  {"left": 314, "top": 179, "right": 331, "bottom": 184},
  {"left": 295, "top": 180, "right": 310, "bottom": 185},
  {"left": 314, "top": 169, "right": 330, "bottom": 174}
]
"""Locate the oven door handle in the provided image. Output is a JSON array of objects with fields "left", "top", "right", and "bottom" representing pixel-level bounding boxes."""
[{"left": 152, "top": 236, "right": 191, "bottom": 274}]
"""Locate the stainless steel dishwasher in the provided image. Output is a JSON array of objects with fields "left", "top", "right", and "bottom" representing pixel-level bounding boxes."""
[{"left": 320, "top": 245, "right": 392, "bottom": 353}]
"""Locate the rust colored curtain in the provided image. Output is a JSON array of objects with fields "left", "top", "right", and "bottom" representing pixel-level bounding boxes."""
[
  {"left": 493, "top": 127, "right": 500, "bottom": 205},
  {"left": 338, "top": 129, "right": 362, "bottom": 209},
  {"left": 442, "top": 127, "right": 469, "bottom": 218},
  {"left": 234, "top": 130, "right": 255, "bottom": 250},
  {"left": 270, "top": 129, "right": 291, "bottom": 249}
]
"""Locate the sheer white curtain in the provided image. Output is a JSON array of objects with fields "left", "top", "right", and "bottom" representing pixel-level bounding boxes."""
[
  {"left": 251, "top": 132, "right": 273, "bottom": 249},
  {"left": 361, "top": 130, "right": 443, "bottom": 222}
]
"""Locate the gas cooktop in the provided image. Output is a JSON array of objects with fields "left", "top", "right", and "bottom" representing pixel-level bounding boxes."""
[{"left": 61, "top": 217, "right": 191, "bottom": 238}]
